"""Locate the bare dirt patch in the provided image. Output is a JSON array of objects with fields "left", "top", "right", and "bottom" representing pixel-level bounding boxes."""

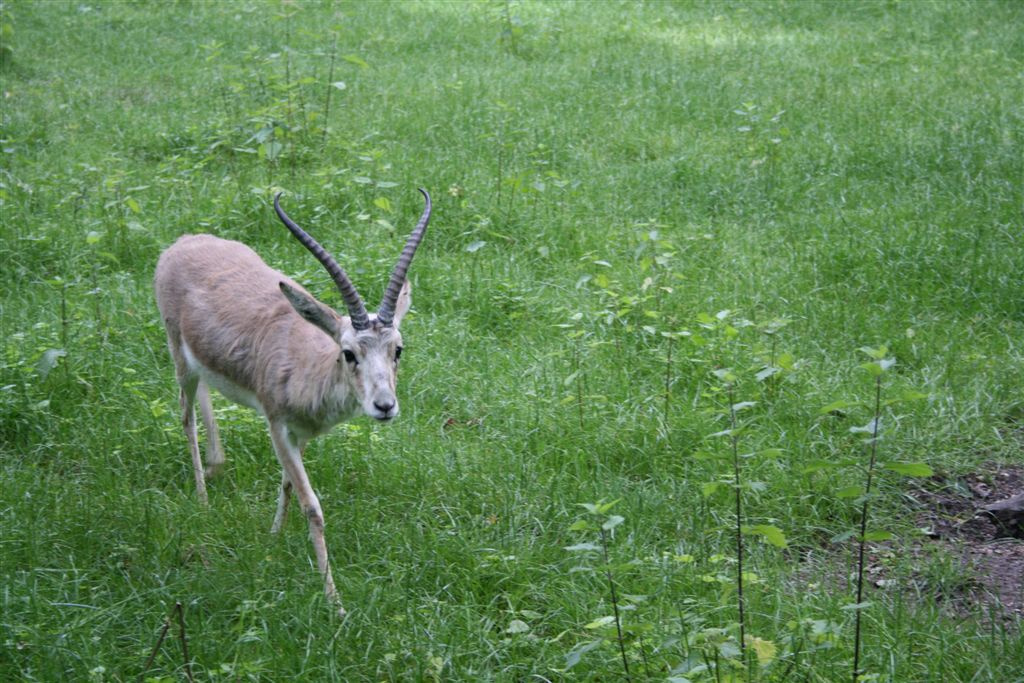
[{"left": 907, "top": 464, "right": 1024, "bottom": 621}]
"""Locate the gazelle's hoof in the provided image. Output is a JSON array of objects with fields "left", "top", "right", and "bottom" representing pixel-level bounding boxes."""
[{"left": 325, "top": 584, "right": 345, "bottom": 617}]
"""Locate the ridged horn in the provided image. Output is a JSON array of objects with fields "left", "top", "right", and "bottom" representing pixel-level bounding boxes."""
[
  {"left": 273, "top": 193, "right": 371, "bottom": 331},
  {"left": 377, "top": 188, "right": 431, "bottom": 327}
]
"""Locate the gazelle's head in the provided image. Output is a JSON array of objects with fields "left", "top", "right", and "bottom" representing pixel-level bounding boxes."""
[{"left": 273, "top": 190, "right": 431, "bottom": 421}]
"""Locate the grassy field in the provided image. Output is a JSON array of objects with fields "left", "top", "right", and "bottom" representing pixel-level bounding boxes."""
[{"left": 2, "top": 1, "right": 1022, "bottom": 680}]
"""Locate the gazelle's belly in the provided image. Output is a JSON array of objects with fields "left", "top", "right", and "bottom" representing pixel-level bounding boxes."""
[{"left": 181, "top": 339, "right": 264, "bottom": 415}]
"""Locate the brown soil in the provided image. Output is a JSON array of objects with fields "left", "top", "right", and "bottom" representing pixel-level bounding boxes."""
[{"left": 906, "top": 464, "right": 1024, "bottom": 621}]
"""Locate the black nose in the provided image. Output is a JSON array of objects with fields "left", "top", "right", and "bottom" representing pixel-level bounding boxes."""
[{"left": 374, "top": 400, "right": 395, "bottom": 415}]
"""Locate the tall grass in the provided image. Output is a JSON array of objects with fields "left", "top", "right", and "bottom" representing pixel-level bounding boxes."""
[{"left": 2, "top": 1, "right": 1022, "bottom": 680}]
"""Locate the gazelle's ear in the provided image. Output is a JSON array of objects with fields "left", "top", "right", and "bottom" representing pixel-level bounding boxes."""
[
  {"left": 390, "top": 279, "right": 412, "bottom": 328},
  {"left": 280, "top": 282, "right": 341, "bottom": 340}
]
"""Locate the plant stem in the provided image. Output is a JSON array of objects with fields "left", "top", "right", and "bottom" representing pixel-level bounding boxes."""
[
  {"left": 141, "top": 615, "right": 171, "bottom": 679},
  {"left": 140, "top": 601, "right": 193, "bottom": 683},
  {"left": 663, "top": 335, "right": 673, "bottom": 426},
  {"left": 600, "top": 526, "right": 631, "bottom": 682},
  {"left": 852, "top": 375, "right": 883, "bottom": 682},
  {"left": 60, "top": 281, "right": 68, "bottom": 349},
  {"left": 574, "top": 344, "right": 584, "bottom": 431},
  {"left": 502, "top": 0, "right": 519, "bottom": 57},
  {"left": 729, "top": 384, "right": 747, "bottom": 666},
  {"left": 321, "top": 34, "right": 338, "bottom": 150},
  {"left": 174, "top": 601, "right": 195, "bottom": 683}
]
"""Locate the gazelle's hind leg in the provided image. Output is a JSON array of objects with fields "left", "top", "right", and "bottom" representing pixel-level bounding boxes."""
[
  {"left": 178, "top": 375, "right": 208, "bottom": 505},
  {"left": 165, "top": 326, "right": 209, "bottom": 505},
  {"left": 195, "top": 380, "right": 224, "bottom": 477},
  {"left": 271, "top": 471, "right": 292, "bottom": 534}
]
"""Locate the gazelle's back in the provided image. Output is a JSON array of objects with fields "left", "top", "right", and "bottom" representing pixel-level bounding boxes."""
[{"left": 155, "top": 234, "right": 284, "bottom": 320}]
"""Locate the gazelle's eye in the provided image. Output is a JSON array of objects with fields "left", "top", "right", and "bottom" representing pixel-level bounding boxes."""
[
  {"left": 394, "top": 346, "right": 403, "bottom": 362},
  {"left": 342, "top": 349, "right": 358, "bottom": 365}
]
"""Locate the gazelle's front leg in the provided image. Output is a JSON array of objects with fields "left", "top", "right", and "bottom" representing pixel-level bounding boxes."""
[{"left": 267, "top": 421, "right": 343, "bottom": 615}]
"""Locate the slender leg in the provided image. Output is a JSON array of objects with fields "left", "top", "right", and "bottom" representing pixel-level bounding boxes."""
[
  {"left": 271, "top": 470, "right": 292, "bottom": 534},
  {"left": 179, "top": 376, "right": 207, "bottom": 505},
  {"left": 195, "top": 380, "right": 224, "bottom": 477},
  {"left": 165, "top": 329, "right": 208, "bottom": 505},
  {"left": 268, "top": 421, "right": 343, "bottom": 615}
]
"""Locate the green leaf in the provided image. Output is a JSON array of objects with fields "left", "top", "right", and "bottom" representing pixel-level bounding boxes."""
[
  {"left": 718, "top": 638, "right": 742, "bottom": 659},
  {"left": 883, "top": 462, "right": 933, "bottom": 477},
  {"left": 567, "top": 519, "right": 592, "bottom": 532},
  {"left": 841, "top": 601, "right": 873, "bottom": 611},
  {"left": 746, "top": 636, "right": 778, "bottom": 665},
  {"left": 802, "top": 459, "right": 842, "bottom": 474},
  {"left": 259, "top": 140, "right": 282, "bottom": 161},
  {"left": 696, "top": 312, "right": 717, "bottom": 325},
  {"left": 564, "top": 638, "right": 603, "bottom": 669},
  {"left": 36, "top": 348, "right": 67, "bottom": 379},
  {"left": 858, "top": 345, "right": 888, "bottom": 360},
  {"left": 711, "top": 368, "right": 737, "bottom": 383},
  {"left": 564, "top": 542, "right": 601, "bottom": 552},
  {"left": 602, "top": 515, "right": 625, "bottom": 531},
  {"left": 860, "top": 358, "right": 895, "bottom": 376},
  {"left": 860, "top": 361, "right": 884, "bottom": 377},
  {"left": 342, "top": 54, "right": 369, "bottom": 68},
  {"left": 330, "top": 81, "right": 347, "bottom": 90},
  {"left": 819, "top": 399, "right": 856, "bottom": 415},
  {"left": 465, "top": 240, "right": 486, "bottom": 253},
  {"left": 835, "top": 485, "right": 864, "bottom": 499},
  {"left": 743, "top": 524, "right": 788, "bottom": 548},
  {"left": 86, "top": 230, "right": 103, "bottom": 245},
  {"left": 579, "top": 500, "right": 619, "bottom": 515},
  {"left": 831, "top": 530, "right": 856, "bottom": 543},
  {"left": 506, "top": 619, "right": 530, "bottom": 634},
  {"left": 584, "top": 615, "right": 616, "bottom": 630},
  {"left": 862, "top": 530, "right": 894, "bottom": 542},
  {"left": 850, "top": 418, "right": 879, "bottom": 435},
  {"left": 701, "top": 482, "right": 721, "bottom": 498},
  {"left": 899, "top": 390, "right": 929, "bottom": 402}
]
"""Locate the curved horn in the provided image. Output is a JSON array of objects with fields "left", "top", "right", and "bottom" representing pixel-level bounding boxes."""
[
  {"left": 274, "top": 193, "right": 371, "bottom": 331},
  {"left": 377, "top": 188, "right": 431, "bottom": 327}
]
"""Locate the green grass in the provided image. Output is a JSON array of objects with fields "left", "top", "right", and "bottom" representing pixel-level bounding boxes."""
[{"left": 2, "top": 0, "right": 1022, "bottom": 680}]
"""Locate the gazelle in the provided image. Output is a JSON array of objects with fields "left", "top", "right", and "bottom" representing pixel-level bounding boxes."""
[{"left": 154, "top": 189, "right": 431, "bottom": 615}]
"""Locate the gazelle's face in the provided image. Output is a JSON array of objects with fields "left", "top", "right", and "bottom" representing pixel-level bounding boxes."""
[
  {"left": 339, "top": 321, "right": 404, "bottom": 421},
  {"left": 274, "top": 190, "right": 427, "bottom": 424}
]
